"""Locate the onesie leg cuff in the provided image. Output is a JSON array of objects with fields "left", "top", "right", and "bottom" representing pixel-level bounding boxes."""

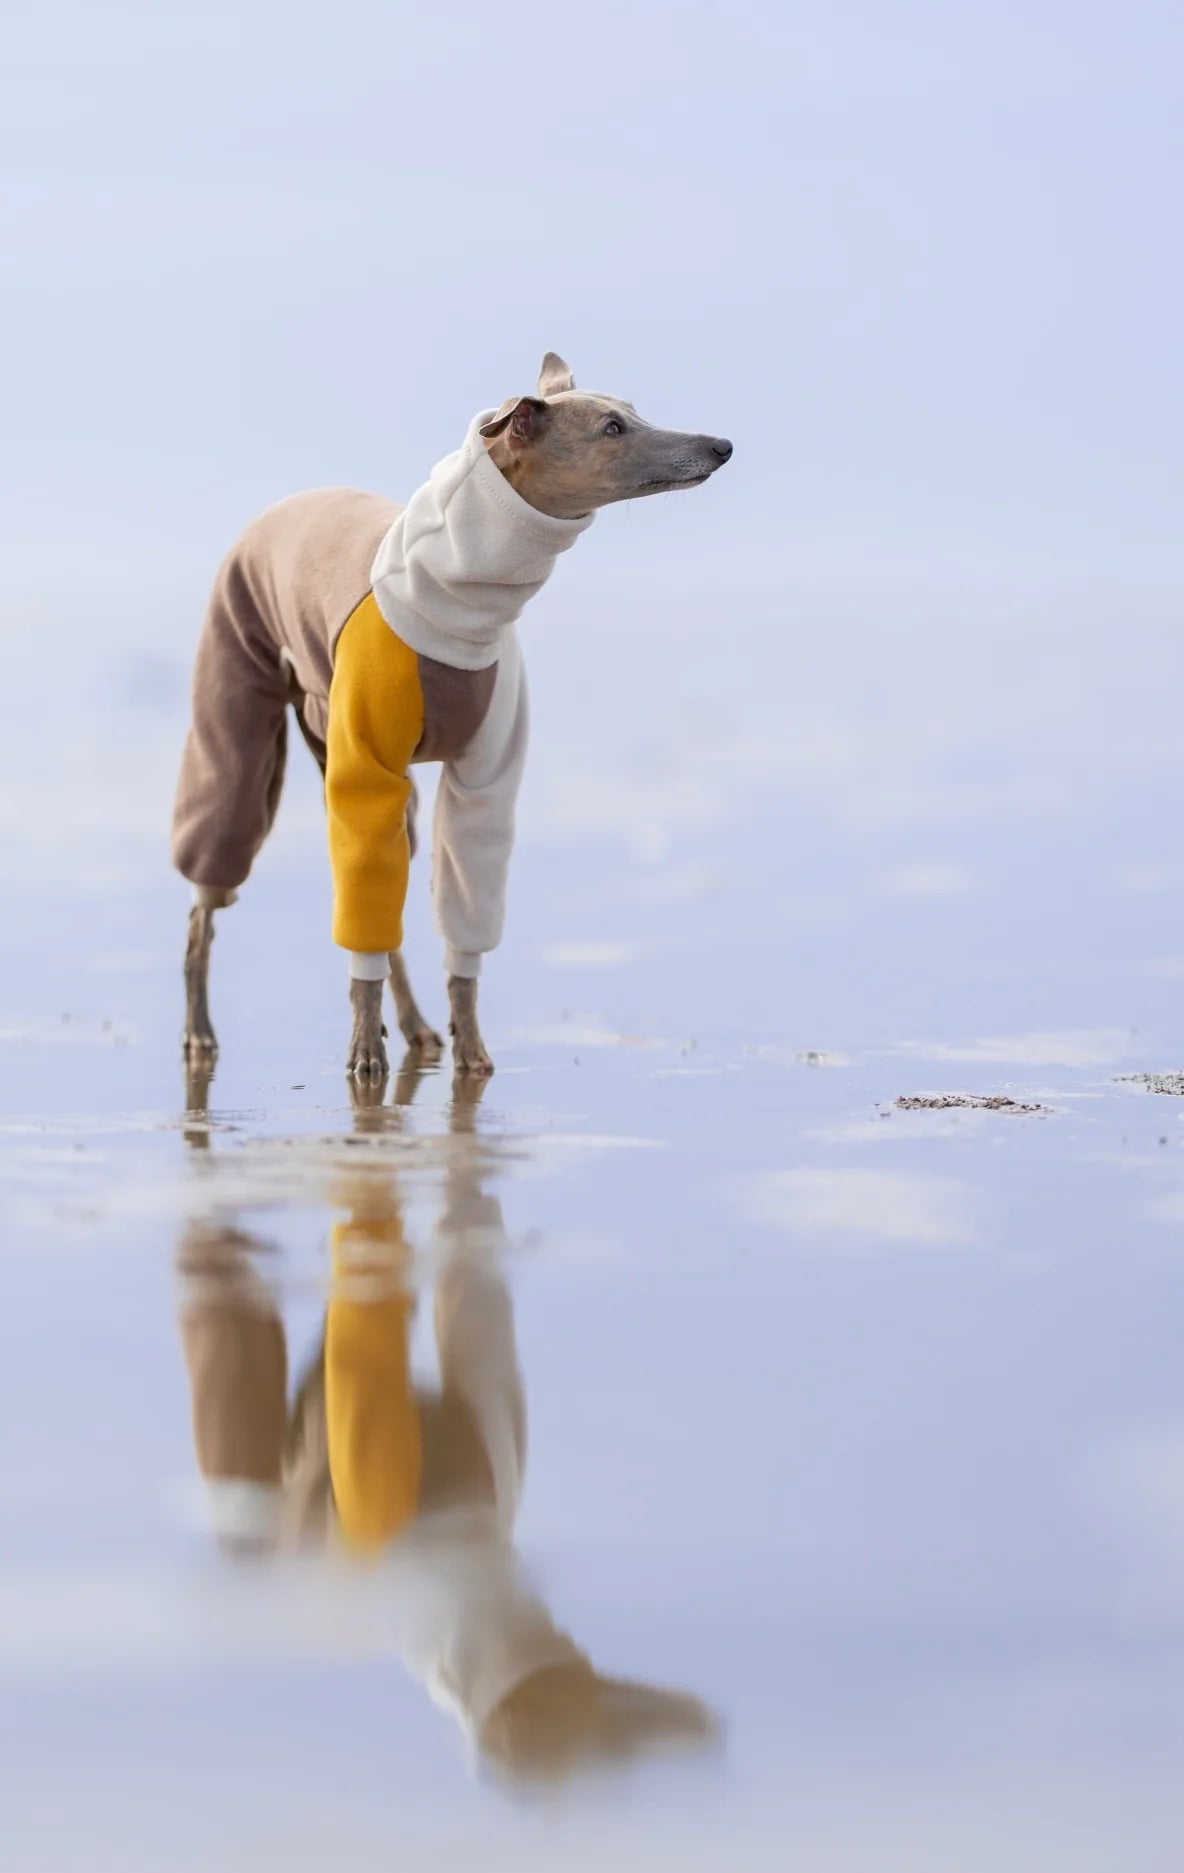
[{"left": 349, "top": 951, "right": 392, "bottom": 982}]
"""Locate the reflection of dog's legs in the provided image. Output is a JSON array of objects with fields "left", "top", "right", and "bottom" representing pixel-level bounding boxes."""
[
  {"left": 328, "top": 1085, "right": 421, "bottom": 1551},
  {"left": 347, "top": 1055, "right": 432, "bottom": 1123},
  {"left": 389, "top": 951, "right": 443, "bottom": 1060},
  {"left": 432, "top": 1073, "right": 719, "bottom": 1784},
  {"left": 436, "top": 1070, "right": 525, "bottom": 1496},
  {"left": 178, "top": 1221, "right": 288, "bottom": 1555},
  {"left": 184, "top": 906, "right": 218, "bottom": 1059}
]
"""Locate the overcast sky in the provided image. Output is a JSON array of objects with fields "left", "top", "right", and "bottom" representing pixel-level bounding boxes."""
[
  {"left": 2, "top": 0, "right": 1183, "bottom": 875},
  {"left": 3, "top": 0, "right": 1181, "bottom": 595}
]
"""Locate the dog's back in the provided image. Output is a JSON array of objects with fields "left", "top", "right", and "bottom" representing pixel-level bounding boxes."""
[{"left": 221, "top": 488, "right": 400, "bottom": 734}]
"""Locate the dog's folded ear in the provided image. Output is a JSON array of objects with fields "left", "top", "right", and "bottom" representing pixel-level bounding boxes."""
[
  {"left": 537, "top": 351, "right": 575, "bottom": 398},
  {"left": 479, "top": 396, "right": 550, "bottom": 444}
]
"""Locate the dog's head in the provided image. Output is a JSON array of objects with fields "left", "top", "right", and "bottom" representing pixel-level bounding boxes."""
[{"left": 479, "top": 353, "right": 732, "bottom": 519}]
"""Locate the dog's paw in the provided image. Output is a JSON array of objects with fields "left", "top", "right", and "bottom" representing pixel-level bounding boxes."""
[
  {"left": 452, "top": 1033, "right": 495, "bottom": 1078},
  {"left": 404, "top": 1022, "right": 445, "bottom": 1064},
  {"left": 347, "top": 1035, "right": 389, "bottom": 1083},
  {"left": 183, "top": 1057, "right": 217, "bottom": 1129}
]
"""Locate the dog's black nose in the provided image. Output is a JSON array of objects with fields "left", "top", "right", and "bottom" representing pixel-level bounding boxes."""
[{"left": 711, "top": 438, "right": 733, "bottom": 462}]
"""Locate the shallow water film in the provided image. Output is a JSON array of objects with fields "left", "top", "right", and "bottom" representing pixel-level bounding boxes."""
[{"left": 6, "top": 609, "right": 1184, "bottom": 1866}]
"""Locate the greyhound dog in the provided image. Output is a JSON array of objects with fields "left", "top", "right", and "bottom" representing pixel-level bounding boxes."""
[{"left": 173, "top": 353, "right": 732, "bottom": 1080}]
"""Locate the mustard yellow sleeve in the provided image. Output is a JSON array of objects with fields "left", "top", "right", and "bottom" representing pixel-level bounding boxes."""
[
  {"left": 327, "top": 594, "right": 425, "bottom": 954},
  {"left": 326, "top": 1212, "right": 423, "bottom": 1553}
]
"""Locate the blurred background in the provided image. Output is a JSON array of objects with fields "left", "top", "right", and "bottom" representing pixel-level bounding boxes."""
[{"left": 2, "top": 0, "right": 1183, "bottom": 1049}]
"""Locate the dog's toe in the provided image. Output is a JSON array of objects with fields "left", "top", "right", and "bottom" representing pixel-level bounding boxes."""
[
  {"left": 409, "top": 1026, "right": 445, "bottom": 1063},
  {"left": 454, "top": 1043, "right": 495, "bottom": 1079}
]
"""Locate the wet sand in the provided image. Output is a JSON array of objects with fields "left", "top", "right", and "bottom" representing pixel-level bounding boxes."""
[{"left": 4, "top": 914, "right": 1184, "bottom": 1865}]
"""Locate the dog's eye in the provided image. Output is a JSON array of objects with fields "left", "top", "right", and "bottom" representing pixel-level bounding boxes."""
[{"left": 603, "top": 418, "right": 625, "bottom": 437}]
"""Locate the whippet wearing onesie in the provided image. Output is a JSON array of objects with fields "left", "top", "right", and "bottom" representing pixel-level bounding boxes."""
[{"left": 173, "top": 353, "right": 732, "bottom": 1079}]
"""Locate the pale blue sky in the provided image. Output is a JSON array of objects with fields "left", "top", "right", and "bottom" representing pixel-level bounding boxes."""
[
  {"left": 4, "top": 0, "right": 1184, "bottom": 948},
  {"left": 2, "top": 0, "right": 1181, "bottom": 595}
]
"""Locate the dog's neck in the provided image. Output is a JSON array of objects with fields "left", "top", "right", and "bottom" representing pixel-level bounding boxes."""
[
  {"left": 368, "top": 412, "right": 595, "bottom": 673},
  {"left": 482, "top": 434, "right": 589, "bottom": 522}
]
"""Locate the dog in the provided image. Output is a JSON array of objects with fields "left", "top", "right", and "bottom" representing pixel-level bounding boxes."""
[{"left": 173, "top": 352, "right": 732, "bottom": 1079}]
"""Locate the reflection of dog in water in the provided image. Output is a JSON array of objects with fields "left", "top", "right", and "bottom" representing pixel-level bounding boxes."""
[{"left": 178, "top": 1071, "right": 716, "bottom": 1785}]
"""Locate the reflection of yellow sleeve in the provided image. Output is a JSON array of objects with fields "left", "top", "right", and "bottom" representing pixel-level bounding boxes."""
[
  {"left": 326, "top": 1215, "right": 423, "bottom": 1553},
  {"left": 327, "top": 593, "right": 424, "bottom": 954}
]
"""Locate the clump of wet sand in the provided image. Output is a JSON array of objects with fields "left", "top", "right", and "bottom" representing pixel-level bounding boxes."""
[
  {"left": 893, "top": 1093, "right": 1051, "bottom": 1115},
  {"left": 1116, "top": 1072, "right": 1184, "bottom": 1096}
]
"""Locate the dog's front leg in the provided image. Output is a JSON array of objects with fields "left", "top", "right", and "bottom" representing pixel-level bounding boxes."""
[
  {"left": 347, "top": 978, "right": 389, "bottom": 1083},
  {"left": 449, "top": 975, "right": 494, "bottom": 1078}
]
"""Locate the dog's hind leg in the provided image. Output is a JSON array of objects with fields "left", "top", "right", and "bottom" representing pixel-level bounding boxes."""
[
  {"left": 183, "top": 880, "right": 243, "bottom": 1063},
  {"left": 389, "top": 951, "right": 443, "bottom": 1060},
  {"left": 384, "top": 784, "right": 442, "bottom": 1060},
  {"left": 173, "top": 560, "right": 290, "bottom": 1065},
  {"left": 184, "top": 901, "right": 219, "bottom": 1061}
]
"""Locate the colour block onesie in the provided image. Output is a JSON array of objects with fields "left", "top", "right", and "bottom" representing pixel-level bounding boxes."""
[{"left": 172, "top": 413, "right": 592, "bottom": 980}]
